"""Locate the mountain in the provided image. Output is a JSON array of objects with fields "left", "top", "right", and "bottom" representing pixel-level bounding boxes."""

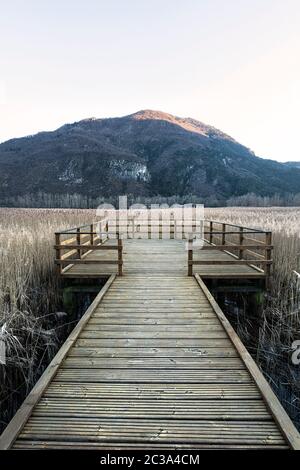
[
  {"left": 283, "top": 162, "right": 300, "bottom": 169},
  {"left": 0, "top": 109, "right": 300, "bottom": 205}
]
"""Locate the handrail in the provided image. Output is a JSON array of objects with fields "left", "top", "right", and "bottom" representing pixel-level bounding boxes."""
[
  {"left": 189, "top": 220, "right": 273, "bottom": 288},
  {"left": 54, "top": 216, "right": 273, "bottom": 285},
  {"left": 54, "top": 222, "right": 123, "bottom": 276},
  {"left": 56, "top": 231, "right": 120, "bottom": 235},
  {"left": 56, "top": 216, "right": 110, "bottom": 234},
  {"left": 204, "top": 219, "right": 270, "bottom": 234},
  {"left": 58, "top": 223, "right": 98, "bottom": 233}
]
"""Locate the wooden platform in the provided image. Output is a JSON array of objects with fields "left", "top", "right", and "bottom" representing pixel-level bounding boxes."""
[
  {"left": 1, "top": 273, "right": 299, "bottom": 450},
  {"left": 61, "top": 239, "right": 265, "bottom": 279}
]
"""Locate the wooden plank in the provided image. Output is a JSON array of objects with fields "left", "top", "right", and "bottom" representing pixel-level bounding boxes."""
[
  {"left": 191, "top": 260, "right": 272, "bottom": 265},
  {"left": 73, "top": 341, "right": 235, "bottom": 352},
  {"left": 83, "top": 324, "right": 224, "bottom": 331},
  {"left": 54, "top": 245, "right": 119, "bottom": 250},
  {"left": 92, "top": 311, "right": 216, "bottom": 317},
  {"left": 204, "top": 219, "right": 268, "bottom": 233},
  {"left": 17, "top": 418, "right": 285, "bottom": 446},
  {"left": 62, "top": 357, "right": 244, "bottom": 369},
  {"left": 54, "top": 369, "right": 252, "bottom": 383},
  {"left": 13, "top": 441, "right": 289, "bottom": 450},
  {"left": 88, "top": 318, "right": 221, "bottom": 324},
  {"left": 99, "top": 300, "right": 211, "bottom": 304},
  {"left": 56, "top": 259, "right": 121, "bottom": 265},
  {"left": 79, "top": 331, "right": 228, "bottom": 339},
  {"left": 82, "top": 338, "right": 235, "bottom": 354},
  {"left": 33, "top": 398, "right": 270, "bottom": 420},
  {"left": 200, "top": 245, "right": 273, "bottom": 250},
  {"left": 44, "top": 383, "right": 262, "bottom": 399}
]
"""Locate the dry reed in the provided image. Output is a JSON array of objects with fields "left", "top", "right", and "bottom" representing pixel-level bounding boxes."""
[
  {"left": 0, "top": 208, "right": 95, "bottom": 431},
  {"left": 206, "top": 207, "right": 300, "bottom": 427}
]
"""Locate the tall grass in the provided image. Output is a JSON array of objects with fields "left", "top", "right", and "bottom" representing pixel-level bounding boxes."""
[
  {"left": 206, "top": 207, "right": 300, "bottom": 427},
  {"left": 0, "top": 208, "right": 95, "bottom": 431}
]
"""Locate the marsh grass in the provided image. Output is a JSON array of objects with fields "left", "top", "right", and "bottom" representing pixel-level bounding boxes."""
[
  {"left": 0, "top": 208, "right": 95, "bottom": 431},
  {"left": 206, "top": 207, "right": 300, "bottom": 427}
]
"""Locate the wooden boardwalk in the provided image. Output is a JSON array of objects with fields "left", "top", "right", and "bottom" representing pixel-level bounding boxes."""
[
  {"left": 1, "top": 218, "right": 300, "bottom": 450},
  {"left": 1, "top": 274, "right": 300, "bottom": 449}
]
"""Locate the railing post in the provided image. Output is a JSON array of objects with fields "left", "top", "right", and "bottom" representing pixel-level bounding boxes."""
[
  {"left": 148, "top": 209, "right": 151, "bottom": 240},
  {"left": 239, "top": 227, "right": 244, "bottom": 259},
  {"left": 159, "top": 211, "right": 162, "bottom": 239},
  {"left": 222, "top": 223, "right": 226, "bottom": 246},
  {"left": 76, "top": 228, "right": 81, "bottom": 259},
  {"left": 99, "top": 221, "right": 102, "bottom": 245},
  {"left": 90, "top": 224, "right": 94, "bottom": 245},
  {"left": 117, "top": 234, "right": 123, "bottom": 276},
  {"left": 55, "top": 233, "right": 61, "bottom": 275},
  {"left": 188, "top": 239, "right": 193, "bottom": 276},
  {"left": 209, "top": 221, "right": 213, "bottom": 244},
  {"left": 265, "top": 231, "right": 272, "bottom": 289}
]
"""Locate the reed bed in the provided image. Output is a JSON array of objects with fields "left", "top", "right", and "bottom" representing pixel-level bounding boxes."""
[
  {"left": 0, "top": 208, "right": 95, "bottom": 431},
  {"left": 206, "top": 207, "right": 300, "bottom": 427}
]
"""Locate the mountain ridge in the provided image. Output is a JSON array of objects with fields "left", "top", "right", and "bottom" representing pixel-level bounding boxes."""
[
  {"left": 0, "top": 110, "right": 299, "bottom": 205},
  {"left": 283, "top": 161, "right": 300, "bottom": 169}
]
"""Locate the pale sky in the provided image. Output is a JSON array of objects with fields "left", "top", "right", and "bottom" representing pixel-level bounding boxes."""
[{"left": 0, "top": 0, "right": 300, "bottom": 162}]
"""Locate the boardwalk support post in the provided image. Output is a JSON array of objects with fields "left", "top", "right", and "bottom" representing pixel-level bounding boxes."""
[
  {"left": 239, "top": 227, "right": 244, "bottom": 259},
  {"left": 265, "top": 231, "right": 272, "bottom": 289},
  {"left": 222, "top": 223, "right": 226, "bottom": 246},
  {"left": 76, "top": 228, "right": 81, "bottom": 259},
  {"left": 209, "top": 221, "right": 213, "bottom": 244},
  {"left": 90, "top": 224, "right": 94, "bottom": 246},
  {"left": 118, "top": 234, "right": 123, "bottom": 276},
  {"left": 55, "top": 233, "right": 61, "bottom": 275},
  {"left": 188, "top": 238, "right": 193, "bottom": 276}
]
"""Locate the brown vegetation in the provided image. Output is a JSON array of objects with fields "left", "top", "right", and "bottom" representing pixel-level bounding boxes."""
[
  {"left": 206, "top": 207, "right": 300, "bottom": 426},
  {"left": 0, "top": 209, "right": 95, "bottom": 431}
]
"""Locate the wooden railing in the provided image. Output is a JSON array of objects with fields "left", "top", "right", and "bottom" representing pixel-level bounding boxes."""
[
  {"left": 54, "top": 215, "right": 273, "bottom": 284},
  {"left": 188, "top": 219, "right": 273, "bottom": 284},
  {"left": 54, "top": 220, "right": 123, "bottom": 276}
]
